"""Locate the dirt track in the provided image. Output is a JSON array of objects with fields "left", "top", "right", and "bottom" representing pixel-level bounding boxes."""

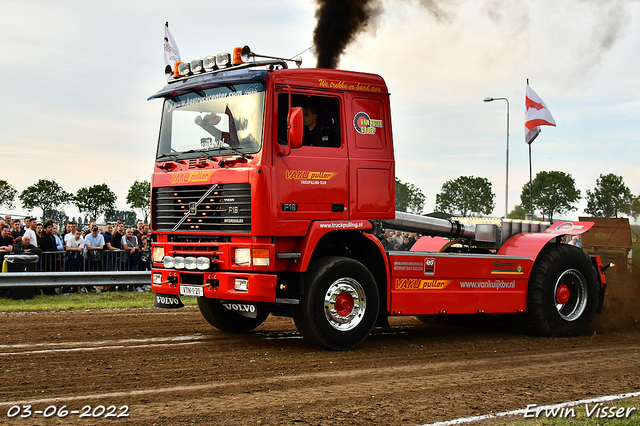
[{"left": 1, "top": 298, "right": 640, "bottom": 425}]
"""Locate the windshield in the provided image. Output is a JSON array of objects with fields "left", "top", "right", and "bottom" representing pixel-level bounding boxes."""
[{"left": 157, "top": 82, "right": 265, "bottom": 160}]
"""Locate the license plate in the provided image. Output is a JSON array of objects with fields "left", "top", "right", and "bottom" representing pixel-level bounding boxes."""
[{"left": 179, "top": 285, "right": 204, "bottom": 297}]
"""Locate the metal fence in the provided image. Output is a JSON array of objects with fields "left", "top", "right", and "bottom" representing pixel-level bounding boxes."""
[{"left": 37, "top": 249, "right": 151, "bottom": 272}]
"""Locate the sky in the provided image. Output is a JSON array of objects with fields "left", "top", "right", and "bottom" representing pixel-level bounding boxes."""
[{"left": 1, "top": 0, "right": 639, "bottom": 224}]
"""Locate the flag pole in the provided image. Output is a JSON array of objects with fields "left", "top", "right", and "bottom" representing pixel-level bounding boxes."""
[
  {"left": 526, "top": 79, "right": 533, "bottom": 220},
  {"left": 528, "top": 142, "right": 533, "bottom": 218}
]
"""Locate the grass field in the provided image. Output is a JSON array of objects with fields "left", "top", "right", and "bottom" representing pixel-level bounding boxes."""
[{"left": 0, "top": 289, "right": 197, "bottom": 312}]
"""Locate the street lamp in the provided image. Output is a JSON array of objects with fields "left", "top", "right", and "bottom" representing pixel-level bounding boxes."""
[{"left": 483, "top": 97, "right": 510, "bottom": 218}]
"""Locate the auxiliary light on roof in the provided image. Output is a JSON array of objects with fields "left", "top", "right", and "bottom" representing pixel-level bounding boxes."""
[{"left": 169, "top": 45, "right": 301, "bottom": 79}]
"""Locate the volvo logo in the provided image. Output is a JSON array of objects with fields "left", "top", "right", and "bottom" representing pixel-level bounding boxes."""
[{"left": 189, "top": 202, "right": 197, "bottom": 215}]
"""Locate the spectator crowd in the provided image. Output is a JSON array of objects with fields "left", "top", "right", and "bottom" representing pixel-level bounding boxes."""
[
  {"left": 0, "top": 215, "right": 151, "bottom": 294},
  {"left": 378, "top": 229, "right": 420, "bottom": 251}
]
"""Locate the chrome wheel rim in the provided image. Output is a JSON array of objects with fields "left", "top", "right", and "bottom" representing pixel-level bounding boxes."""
[
  {"left": 554, "top": 269, "right": 587, "bottom": 321},
  {"left": 324, "top": 278, "right": 366, "bottom": 331}
]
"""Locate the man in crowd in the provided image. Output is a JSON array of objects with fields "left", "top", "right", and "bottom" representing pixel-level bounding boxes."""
[
  {"left": 65, "top": 229, "right": 85, "bottom": 271},
  {"left": 12, "top": 234, "right": 41, "bottom": 255},
  {"left": 121, "top": 227, "right": 139, "bottom": 272},
  {"left": 10, "top": 219, "right": 24, "bottom": 241},
  {"left": 133, "top": 220, "right": 143, "bottom": 239},
  {"left": 23, "top": 217, "right": 38, "bottom": 248},
  {"left": 112, "top": 223, "right": 125, "bottom": 251},
  {"left": 0, "top": 224, "right": 15, "bottom": 265},
  {"left": 52, "top": 224, "right": 64, "bottom": 251},
  {"left": 64, "top": 221, "right": 78, "bottom": 249},
  {"left": 39, "top": 220, "right": 61, "bottom": 272},
  {"left": 85, "top": 225, "right": 105, "bottom": 271}
]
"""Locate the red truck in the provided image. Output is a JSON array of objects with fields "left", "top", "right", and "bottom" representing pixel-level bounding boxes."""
[{"left": 149, "top": 46, "right": 608, "bottom": 350}]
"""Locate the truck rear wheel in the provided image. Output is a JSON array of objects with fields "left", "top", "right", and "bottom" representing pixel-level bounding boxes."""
[
  {"left": 522, "top": 244, "right": 599, "bottom": 337},
  {"left": 197, "top": 298, "right": 269, "bottom": 333},
  {"left": 293, "top": 257, "right": 379, "bottom": 350}
]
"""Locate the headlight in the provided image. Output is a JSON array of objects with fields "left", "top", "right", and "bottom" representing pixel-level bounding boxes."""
[
  {"left": 173, "top": 256, "right": 185, "bottom": 269},
  {"left": 152, "top": 246, "right": 165, "bottom": 263},
  {"left": 234, "top": 248, "right": 251, "bottom": 266},
  {"left": 152, "top": 273, "right": 163, "bottom": 284},
  {"left": 196, "top": 257, "right": 211, "bottom": 270},
  {"left": 184, "top": 257, "right": 197, "bottom": 270},
  {"left": 163, "top": 255, "right": 174, "bottom": 269}
]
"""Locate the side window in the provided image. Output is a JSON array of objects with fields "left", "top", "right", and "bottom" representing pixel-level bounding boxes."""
[{"left": 277, "top": 93, "right": 341, "bottom": 148}]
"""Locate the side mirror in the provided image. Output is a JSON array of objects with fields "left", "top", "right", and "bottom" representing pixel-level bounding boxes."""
[{"left": 288, "top": 107, "right": 303, "bottom": 149}]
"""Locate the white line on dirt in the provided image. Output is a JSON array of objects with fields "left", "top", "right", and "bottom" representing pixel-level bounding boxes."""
[
  {"left": 419, "top": 391, "right": 640, "bottom": 426},
  {"left": 0, "top": 334, "right": 209, "bottom": 350},
  {"left": 0, "top": 341, "right": 204, "bottom": 356},
  {"left": 0, "top": 334, "right": 211, "bottom": 356}
]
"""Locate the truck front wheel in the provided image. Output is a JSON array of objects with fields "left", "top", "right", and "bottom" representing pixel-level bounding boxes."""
[
  {"left": 522, "top": 244, "right": 599, "bottom": 337},
  {"left": 293, "top": 257, "right": 379, "bottom": 350},
  {"left": 197, "top": 298, "right": 269, "bottom": 333}
]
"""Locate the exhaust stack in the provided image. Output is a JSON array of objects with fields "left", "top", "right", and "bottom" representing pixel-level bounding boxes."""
[{"left": 382, "top": 212, "right": 477, "bottom": 240}]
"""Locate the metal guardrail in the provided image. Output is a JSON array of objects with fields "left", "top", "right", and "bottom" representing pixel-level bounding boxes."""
[
  {"left": 0, "top": 271, "right": 151, "bottom": 288},
  {"left": 0, "top": 249, "right": 151, "bottom": 288}
]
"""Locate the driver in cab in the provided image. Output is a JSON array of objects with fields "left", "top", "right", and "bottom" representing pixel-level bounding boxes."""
[{"left": 303, "top": 106, "right": 333, "bottom": 147}]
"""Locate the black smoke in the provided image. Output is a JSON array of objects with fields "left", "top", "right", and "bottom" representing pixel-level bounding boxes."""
[
  {"left": 312, "top": 0, "right": 450, "bottom": 69},
  {"left": 313, "top": 0, "right": 383, "bottom": 69}
]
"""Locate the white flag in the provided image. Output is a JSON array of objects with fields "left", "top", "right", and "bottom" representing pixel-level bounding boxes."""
[
  {"left": 525, "top": 85, "right": 556, "bottom": 144},
  {"left": 164, "top": 22, "right": 181, "bottom": 78}
]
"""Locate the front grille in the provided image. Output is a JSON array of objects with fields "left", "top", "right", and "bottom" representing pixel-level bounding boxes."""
[{"left": 154, "top": 183, "right": 251, "bottom": 233}]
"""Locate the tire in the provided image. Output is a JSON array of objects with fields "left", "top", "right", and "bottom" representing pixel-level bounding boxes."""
[
  {"left": 521, "top": 244, "right": 599, "bottom": 337},
  {"left": 293, "top": 257, "right": 379, "bottom": 350},
  {"left": 197, "top": 298, "right": 269, "bottom": 333}
]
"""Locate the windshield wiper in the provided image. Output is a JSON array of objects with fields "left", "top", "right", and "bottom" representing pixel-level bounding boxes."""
[
  {"left": 197, "top": 146, "right": 252, "bottom": 160},
  {"left": 156, "top": 153, "right": 186, "bottom": 163}
]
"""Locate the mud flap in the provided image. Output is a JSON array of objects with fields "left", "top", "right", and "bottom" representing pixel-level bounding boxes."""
[
  {"left": 154, "top": 293, "right": 184, "bottom": 309},
  {"left": 221, "top": 300, "right": 258, "bottom": 318}
]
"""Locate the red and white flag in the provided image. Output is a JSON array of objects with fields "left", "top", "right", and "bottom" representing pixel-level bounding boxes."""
[
  {"left": 164, "top": 22, "right": 181, "bottom": 79},
  {"left": 525, "top": 85, "right": 556, "bottom": 144}
]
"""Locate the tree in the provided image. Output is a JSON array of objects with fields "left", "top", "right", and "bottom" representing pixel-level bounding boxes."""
[
  {"left": 520, "top": 171, "right": 580, "bottom": 223},
  {"left": 507, "top": 204, "right": 543, "bottom": 221},
  {"left": 48, "top": 209, "right": 69, "bottom": 226},
  {"left": 395, "top": 178, "right": 425, "bottom": 214},
  {"left": 19, "top": 179, "right": 73, "bottom": 222},
  {"left": 584, "top": 173, "right": 634, "bottom": 218},
  {"left": 127, "top": 180, "right": 151, "bottom": 223},
  {"left": 75, "top": 183, "right": 117, "bottom": 222},
  {"left": 435, "top": 176, "right": 495, "bottom": 217},
  {"left": 104, "top": 210, "right": 137, "bottom": 226},
  {"left": 0, "top": 180, "right": 18, "bottom": 210}
]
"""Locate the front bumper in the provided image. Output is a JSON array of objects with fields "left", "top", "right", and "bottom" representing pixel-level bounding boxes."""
[{"left": 151, "top": 269, "right": 277, "bottom": 303}]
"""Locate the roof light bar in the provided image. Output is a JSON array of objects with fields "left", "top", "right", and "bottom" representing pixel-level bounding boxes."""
[{"left": 167, "top": 45, "right": 297, "bottom": 81}]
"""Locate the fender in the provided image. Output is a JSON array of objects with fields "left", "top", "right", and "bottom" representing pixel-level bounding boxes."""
[
  {"left": 498, "top": 220, "right": 595, "bottom": 261},
  {"left": 288, "top": 219, "right": 373, "bottom": 272},
  {"left": 361, "top": 232, "right": 393, "bottom": 312}
]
